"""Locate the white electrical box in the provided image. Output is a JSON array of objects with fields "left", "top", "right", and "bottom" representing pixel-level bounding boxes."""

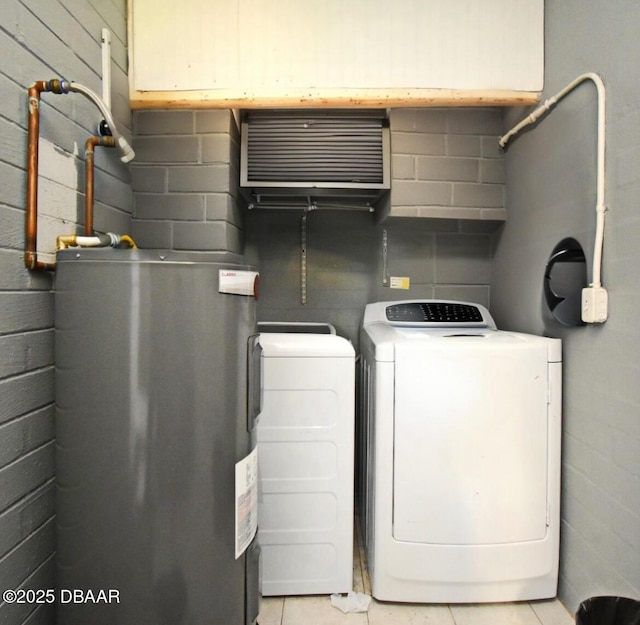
[{"left": 582, "top": 286, "right": 608, "bottom": 323}]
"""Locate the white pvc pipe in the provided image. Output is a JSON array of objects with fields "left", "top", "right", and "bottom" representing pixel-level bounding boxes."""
[
  {"left": 101, "top": 28, "right": 112, "bottom": 110},
  {"left": 64, "top": 81, "right": 135, "bottom": 163},
  {"left": 499, "top": 73, "right": 607, "bottom": 289}
]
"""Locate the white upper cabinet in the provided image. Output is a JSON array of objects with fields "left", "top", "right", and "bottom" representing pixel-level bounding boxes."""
[{"left": 128, "top": 0, "right": 543, "bottom": 108}]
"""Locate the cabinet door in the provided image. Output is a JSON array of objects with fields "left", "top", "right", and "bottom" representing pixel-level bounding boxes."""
[{"left": 129, "top": 0, "right": 543, "bottom": 108}]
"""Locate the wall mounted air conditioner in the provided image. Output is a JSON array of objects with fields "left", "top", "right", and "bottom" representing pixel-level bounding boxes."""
[{"left": 240, "top": 110, "right": 390, "bottom": 211}]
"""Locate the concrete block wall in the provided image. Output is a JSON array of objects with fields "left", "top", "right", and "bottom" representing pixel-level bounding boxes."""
[
  {"left": 130, "top": 110, "right": 244, "bottom": 255},
  {"left": 245, "top": 210, "right": 492, "bottom": 346},
  {"left": 245, "top": 108, "right": 500, "bottom": 345},
  {"left": 491, "top": 0, "right": 640, "bottom": 612},
  {"left": 384, "top": 108, "right": 506, "bottom": 224},
  {"left": 0, "top": 2, "right": 132, "bottom": 623}
]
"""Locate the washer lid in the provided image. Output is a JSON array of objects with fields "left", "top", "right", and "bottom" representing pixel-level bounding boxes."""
[{"left": 259, "top": 333, "right": 355, "bottom": 358}]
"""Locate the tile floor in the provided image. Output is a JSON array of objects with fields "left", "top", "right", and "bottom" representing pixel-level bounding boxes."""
[{"left": 258, "top": 521, "right": 574, "bottom": 625}]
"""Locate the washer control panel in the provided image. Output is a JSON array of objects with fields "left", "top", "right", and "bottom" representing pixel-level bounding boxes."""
[
  {"left": 362, "top": 300, "right": 496, "bottom": 329},
  {"left": 386, "top": 302, "right": 484, "bottom": 324}
]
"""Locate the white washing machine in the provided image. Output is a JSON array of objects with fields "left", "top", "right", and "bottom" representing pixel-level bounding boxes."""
[
  {"left": 359, "top": 300, "right": 562, "bottom": 603},
  {"left": 257, "top": 327, "right": 355, "bottom": 596}
]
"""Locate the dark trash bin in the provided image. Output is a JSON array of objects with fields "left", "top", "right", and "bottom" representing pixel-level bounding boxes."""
[{"left": 576, "top": 596, "right": 640, "bottom": 625}]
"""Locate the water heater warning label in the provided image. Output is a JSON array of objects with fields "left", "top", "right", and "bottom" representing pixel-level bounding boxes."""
[
  {"left": 235, "top": 446, "right": 258, "bottom": 559},
  {"left": 219, "top": 270, "right": 260, "bottom": 298}
]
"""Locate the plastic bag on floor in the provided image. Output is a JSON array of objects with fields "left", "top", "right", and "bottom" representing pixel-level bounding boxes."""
[
  {"left": 576, "top": 596, "right": 640, "bottom": 625},
  {"left": 330, "top": 591, "right": 372, "bottom": 613}
]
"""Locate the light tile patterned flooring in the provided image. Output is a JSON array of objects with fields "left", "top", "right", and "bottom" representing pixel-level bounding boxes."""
[{"left": 258, "top": 521, "right": 574, "bottom": 625}]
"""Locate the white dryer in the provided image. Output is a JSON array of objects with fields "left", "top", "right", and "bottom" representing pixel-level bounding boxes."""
[
  {"left": 359, "top": 300, "right": 562, "bottom": 603},
  {"left": 258, "top": 329, "right": 355, "bottom": 596}
]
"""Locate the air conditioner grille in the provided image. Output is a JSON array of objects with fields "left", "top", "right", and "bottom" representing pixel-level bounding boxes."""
[{"left": 245, "top": 116, "right": 386, "bottom": 184}]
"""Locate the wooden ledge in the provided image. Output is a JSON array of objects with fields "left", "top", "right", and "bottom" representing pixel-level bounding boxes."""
[{"left": 130, "top": 88, "right": 540, "bottom": 110}]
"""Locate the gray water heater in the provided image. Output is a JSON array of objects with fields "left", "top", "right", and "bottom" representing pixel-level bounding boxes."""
[{"left": 54, "top": 249, "right": 261, "bottom": 625}]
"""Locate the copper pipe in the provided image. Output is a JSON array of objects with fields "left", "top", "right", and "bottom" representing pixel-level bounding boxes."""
[
  {"left": 25, "top": 80, "right": 134, "bottom": 270},
  {"left": 84, "top": 136, "right": 116, "bottom": 236},
  {"left": 25, "top": 80, "right": 69, "bottom": 271}
]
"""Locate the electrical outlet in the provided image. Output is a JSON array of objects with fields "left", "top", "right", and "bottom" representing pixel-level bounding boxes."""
[{"left": 582, "top": 286, "right": 608, "bottom": 323}]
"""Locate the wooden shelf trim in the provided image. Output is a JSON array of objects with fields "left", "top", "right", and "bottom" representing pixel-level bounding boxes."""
[{"left": 130, "top": 88, "right": 540, "bottom": 110}]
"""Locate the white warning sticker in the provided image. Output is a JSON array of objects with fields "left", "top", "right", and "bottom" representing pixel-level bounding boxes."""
[{"left": 235, "top": 446, "right": 258, "bottom": 559}]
